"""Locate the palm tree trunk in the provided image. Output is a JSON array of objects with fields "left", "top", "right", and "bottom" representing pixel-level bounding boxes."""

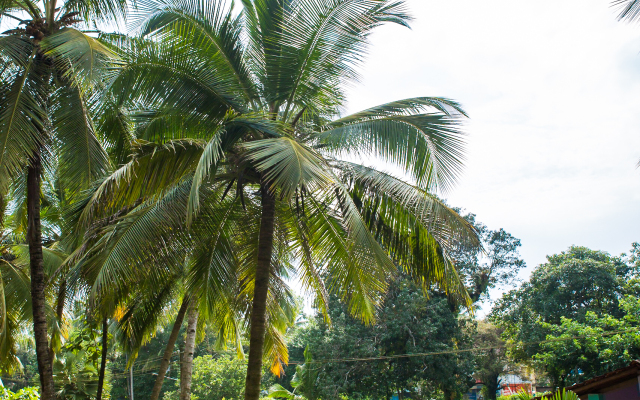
[
  {"left": 27, "top": 154, "right": 55, "bottom": 400},
  {"left": 0, "top": 192, "right": 5, "bottom": 228},
  {"left": 244, "top": 185, "right": 276, "bottom": 400},
  {"left": 97, "top": 316, "right": 109, "bottom": 400},
  {"left": 129, "top": 364, "right": 134, "bottom": 400},
  {"left": 50, "top": 279, "right": 67, "bottom": 360},
  {"left": 150, "top": 298, "right": 190, "bottom": 400},
  {"left": 179, "top": 302, "right": 199, "bottom": 400}
]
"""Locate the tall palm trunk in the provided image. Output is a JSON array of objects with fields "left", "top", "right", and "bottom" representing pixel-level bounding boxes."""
[
  {"left": 50, "top": 279, "right": 67, "bottom": 360},
  {"left": 150, "top": 298, "right": 190, "bottom": 400},
  {"left": 244, "top": 185, "right": 276, "bottom": 400},
  {"left": 0, "top": 193, "right": 5, "bottom": 228},
  {"left": 97, "top": 316, "right": 109, "bottom": 400},
  {"left": 179, "top": 302, "right": 199, "bottom": 400},
  {"left": 27, "top": 154, "right": 55, "bottom": 400}
]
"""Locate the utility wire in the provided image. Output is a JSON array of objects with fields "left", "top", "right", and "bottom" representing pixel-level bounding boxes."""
[{"left": 3, "top": 327, "right": 639, "bottom": 383}]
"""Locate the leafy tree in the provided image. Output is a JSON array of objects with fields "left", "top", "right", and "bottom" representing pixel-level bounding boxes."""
[
  {"left": 451, "top": 211, "right": 526, "bottom": 302},
  {"left": 531, "top": 297, "right": 640, "bottom": 388},
  {"left": 52, "top": 333, "right": 101, "bottom": 400},
  {"left": 287, "top": 275, "right": 475, "bottom": 400},
  {"left": 162, "top": 354, "right": 264, "bottom": 400},
  {"left": 77, "top": 1, "right": 481, "bottom": 400},
  {"left": 490, "top": 244, "right": 640, "bottom": 388},
  {"left": 0, "top": 0, "right": 124, "bottom": 396},
  {"left": 474, "top": 322, "right": 508, "bottom": 400}
]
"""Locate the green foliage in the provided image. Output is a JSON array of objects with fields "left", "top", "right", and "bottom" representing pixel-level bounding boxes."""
[
  {"left": 285, "top": 275, "right": 475, "bottom": 400},
  {"left": 531, "top": 303, "right": 640, "bottom": 388},
  {"left": 52, "top": 320, "right": 109, "bottom": 400},
  {"left": 162, "top": 354, "right": 247, "bottom": 400},
  {"left": 268, "top": 346, "right": 320, "bottom": 400},
  {"left": 491, "top": 244, "right": 640, "bottom": 388},
  {"left": 499, "top": 388, "right": 578, "bottom": 400},
  {"left": 451, "top": 211, "right": 526, "bottom": 303},
  {"left": 475, "top": 322, "right": 507, "bottom": 400},
  {"left": 0, "top": 386, "right": 40, "bottom": 400}
]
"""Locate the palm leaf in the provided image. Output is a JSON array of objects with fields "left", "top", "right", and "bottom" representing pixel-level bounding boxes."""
[
  {"left": 318, "top": 102, "right": 468, "bottom": 192},
  {"left": 612, "top": 0, "right": 640, "bottom": 22},
  {"left": 51, "top": 84, "right": 111, "bottom": 194},
  {"left": 132, "top": 0, "right": 257, "bottom": 104},
  {"left": 42, "top": 28, "right": 118, "bottom": 91},
  {"left": 0, "top": 54, "right": 47, "bottom": 192},
  {"left": 244, "top": 137, "right": 334, "bottom": 199},
  {"left": 278, "top": 0, "right": 411, "bottom": 118}
]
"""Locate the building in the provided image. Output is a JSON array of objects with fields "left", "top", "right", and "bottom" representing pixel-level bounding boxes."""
[{"left": 563, "top": 360, "right": 640, "bottom": 400}]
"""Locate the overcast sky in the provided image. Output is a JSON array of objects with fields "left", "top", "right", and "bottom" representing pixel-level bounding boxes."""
[{"left": 342, "top": 0, "right": 640, "bottom": 305}]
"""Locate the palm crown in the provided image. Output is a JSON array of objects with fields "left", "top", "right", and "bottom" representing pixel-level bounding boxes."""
[{"left": 68, "top": 1, "right": 481, "bottom": 399}]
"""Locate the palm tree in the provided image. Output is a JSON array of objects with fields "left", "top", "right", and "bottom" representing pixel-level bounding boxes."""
[
  {"left": 79, "top": 1, "right": 481, "bottom": 399},
  {"left": 0, "top": 0, "right": 125, "bottom": 395}
]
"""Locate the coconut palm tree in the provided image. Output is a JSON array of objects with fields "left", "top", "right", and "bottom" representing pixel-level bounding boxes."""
[
  {"left": 0, "top": 169, "right": 86, "bottom": 389},
  {"left": 0, "top": 0, "right": 126, "bottom": 396},
  {"left": 78, "top": 1, "right": 481, "bottom": 399}
]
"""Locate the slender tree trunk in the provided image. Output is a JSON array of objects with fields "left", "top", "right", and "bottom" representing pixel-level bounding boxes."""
[
  {"left": 49, "top": 279, "right": 67, "bottom": 360},
  {"left": 0, "top": 192, "right": 5, "bottom": 229},
  {"left": 129, "top": 365, "right": 134, "bottom": 400},
  {"left": 96, "top": 316, "right": 109, "bottom": 400},
  {"left": 244, "top": 185, "right": 276, "bottom": 400},
  {"left": 179, "top": 303, "right": 199, "bottom": 400},
  {"left": 150, "top": 298, "right": 190, "bottom": 400},
  {"left": 27, "top": 155, "right": 55, "bottom": 400}
]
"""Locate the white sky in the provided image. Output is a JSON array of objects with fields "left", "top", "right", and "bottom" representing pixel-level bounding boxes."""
[{"left": 343, "top": 0, "right": 640, "bottom": 302}]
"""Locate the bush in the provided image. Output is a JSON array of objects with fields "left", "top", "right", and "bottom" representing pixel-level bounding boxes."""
[
  {"left": 0, "top": 386, "right": 40, "bottom": 400},
  {"left": 163, "top": 355, "right": 246, "bottom": 400}
]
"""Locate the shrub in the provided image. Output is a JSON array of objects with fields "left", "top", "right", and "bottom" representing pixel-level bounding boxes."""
[{"left": 0, "top": 386, "right": 40, "bottom": 400}]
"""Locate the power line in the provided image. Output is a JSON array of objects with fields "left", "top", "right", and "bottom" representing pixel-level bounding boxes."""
[
  {"left": 288, "top": 326, "right": 640, "bottom": 365},
  {"left": 2, "top": 327, "right": 639, "bottom": 383}
]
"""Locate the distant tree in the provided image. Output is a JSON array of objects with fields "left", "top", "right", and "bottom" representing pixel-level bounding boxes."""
[
  {"left": 490, "top": 244, "right": 640, "bottom": 388},
  {"left": 288, "top": 275, "right": 476, "bottom": 400},
  {"left": 531, "top": 296, "right": 640, "bottom": 388},
  {"left": 451, "top": 211, "right": 526, "bottom": 303},
  {"left": 475, "top": 322, "right": 508, "bottom": 400},
  {"left": 162, "top": 354, "right": 269, "bottom": 400}
]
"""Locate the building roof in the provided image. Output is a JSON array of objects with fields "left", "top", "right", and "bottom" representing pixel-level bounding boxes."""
[
  {"left": 533, "top": 361, "right": 640, "bottom": 399},
  {"left": 566, "top": 360, "right": 640, "bottom": 395}
]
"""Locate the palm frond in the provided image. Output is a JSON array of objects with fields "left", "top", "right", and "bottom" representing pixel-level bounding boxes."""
[
  {"left": 278, "top": 0, "right": 411, "bottom": 117},
  {"left": 131, "top": 0, "right": 257, "bottom": 104},
  {"left": 244, "top": 137, "right": 333, "bottom": 199},
  {"left": 334, "top": 161, "right": 476, "bottom": 305},
  {"left": 72, "top": 180, "right": 193, "bottom": 307},
  {"left": 0, "top": 259, "right": 31, "bottom": 372},
  {"left": 0, "top": 54, "right": 47, "bottom": 193},
  {"left": 0, "top": 35, "right": 34, "bottom": 68},
  {"left": 77, "top": 139, "right": 205, "bottom": 227},
  {"left": 51, "top": 84, "right": 111, "bottom": 194},
  {"left": 318, "top": 100, "right": 468, "bottom": 192},
  {"left": 41, "top": 28, "right": 118, "bottom": 91},
  {"left": 187, "top": 128, "right": 224, "bottom": 223},
  {"left": 612, "top": 0, "right": 640, "bottom": 22},
  {"left": 109, "top": 35, "right": 242, "bottom": 118},
  {"left": 59, "top": 0, "right": 128, "bottom": 24}
]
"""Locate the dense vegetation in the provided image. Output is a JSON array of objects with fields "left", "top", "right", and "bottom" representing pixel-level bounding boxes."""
[
  {"left": 1, "top": 0, "right": 638, "bottom": 399},
  {"left": 490, "top": 245, "right": 640, "bottom": 389}
]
